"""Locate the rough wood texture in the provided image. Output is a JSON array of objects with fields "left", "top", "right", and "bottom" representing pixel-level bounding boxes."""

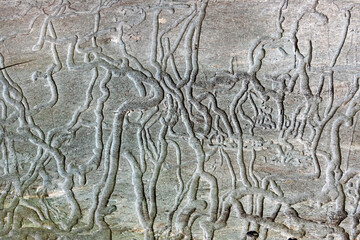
[{"left": 0, "top": 0, "right": 359, "bottom": 239}]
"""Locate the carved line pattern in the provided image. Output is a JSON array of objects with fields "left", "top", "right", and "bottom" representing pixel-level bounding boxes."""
[{"left": 0, "top": 0, "right": 359, "bottom": 239}]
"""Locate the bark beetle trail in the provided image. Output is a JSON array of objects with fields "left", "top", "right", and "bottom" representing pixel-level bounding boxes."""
[{"left": 0, "top": 0, "right": 359, "bottom": 239}]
